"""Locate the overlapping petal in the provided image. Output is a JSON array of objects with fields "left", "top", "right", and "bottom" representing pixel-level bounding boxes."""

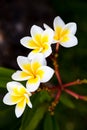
[
  {"left": 37, "top": 66, "right": 54, "bottom": 82},
  {"left": 24, "top": 94, "right": 32, "bottom": 108},
  {"left": 41, "top": 29, "right": 54, "bottom": 44}
]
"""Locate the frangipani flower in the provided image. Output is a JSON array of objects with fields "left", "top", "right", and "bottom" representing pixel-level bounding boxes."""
[
  {"left": 12, "top": 53, "right": 54, "bottom": 92},
  {"left": 44, "top": 16, "right": 78, "bottom": 48},
  {"left": 3, "top": 81, "right": 32, "bottom": 118},
  {"left": 20, "top": 25, "right": 54, "bottom": 58}
]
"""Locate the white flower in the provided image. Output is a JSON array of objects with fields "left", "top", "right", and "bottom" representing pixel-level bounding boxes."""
[
  {"left": 3, "top": 81, "right": 32, "bottom": 118},
  {"left": 20, "top": 25, "right": 54, "bottom": 57},
  {"left": 12, "top": 53, "right": 54, "bottom": 92},
  {"left": 44, "top": 16, "right": 78, "bottom": 48}
]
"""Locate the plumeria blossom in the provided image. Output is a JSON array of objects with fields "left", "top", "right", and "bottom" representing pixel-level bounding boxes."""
[
  {"left": 20, "top": 25, "right": 54, "bottom": 57},
  {"left": 44, "top": 16, "right": 78, "bottom": 48},
  {"left": 3, "top": 81, "right": 32, "bottom": 118},
  {"left": 12, "top": 53, "right": 54, "bottom": 92}
]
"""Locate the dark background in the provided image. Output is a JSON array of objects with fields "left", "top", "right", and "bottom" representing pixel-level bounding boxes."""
[
  {"left": 0, "top": 0, "right": 87, "bottom": 130},
  {"left": 0, "top": 0, "right": 87, "bottom": 70},
  {"left": 0, "top": 0, "right": 55, "bottom": 69}
]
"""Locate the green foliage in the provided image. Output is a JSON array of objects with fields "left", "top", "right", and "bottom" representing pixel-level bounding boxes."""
[
  {"left": 0, "top": 67, "right": 15, "bottom": 88},
  {"left": 19, "top": 92, "right": 50, "bottom": 130},
  {"left": 44, "top": 113, "right": 60, "bottom": 130},
  {"left": 60, "top": 93, "right": 75, "bottom": 109},
  {"left": 0, "top": 67, "right": 21, "bottom": 130}
]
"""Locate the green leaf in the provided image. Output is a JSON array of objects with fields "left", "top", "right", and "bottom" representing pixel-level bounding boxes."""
[
  {"left": 44, "top": 113, "right": 53, "bottom": 130},
  {"left": 0, "top": 67, "right": 14, "bottom": 76},
  {"left": 20, "top": 104, "right": 48, "bottom": 130},
  {"left": 0, "top": 67, "right": 15, "bottom": 88},
  {"left": 52, "top": 116, "right": 60, "bottom": 130},
  {"left": 0, "top": 88, "right": 21, "bottom": 129},
  {"left": 0, "top": 105, "right": 20, "bottom": 129},
  {"left": 39, "top": 90, "right": 52, "bottom": 103},
  {"left": 0, "top": 67, "right": 21, "bottom": 129},
  {"left": 44, "top": 113, "right": 60, "bottom": 130},
  {"left": 19, "top": 92, "right": 49, "bottom": 130},
  {"left": 60, "top": 93, "right": 75, "bottom": 109}
]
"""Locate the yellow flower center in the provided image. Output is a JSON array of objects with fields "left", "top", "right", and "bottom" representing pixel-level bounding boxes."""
[
  {"left": 54, "top": 26, "right": 70, "bottom": 42},
  {"left": 34, "top": 34, "right": 49, "bottom": 52},
  {"left": 11, "top": 86, "right": 30, "bottom": 104},
  {"left": 21, "top": 61, "right": 43, "bottom": 80}
]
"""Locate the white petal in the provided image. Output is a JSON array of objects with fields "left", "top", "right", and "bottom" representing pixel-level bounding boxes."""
[
  {"left": 17, "top": 56, "right": 30, "bottom": 72},
  {"left": 28, "top": 44, "right": 52, "bottom": 58},
  {"left": 3, "top": 93, "right": 16, "bottom": 105},
  {"left": 26, "top": 76, "right": 40, "bottom": 92},
  {"left": 43, "top": 23, "right": 52, "bottom": 30},
  {"left": 38, "top": 66, "right": 54, "bottom": 82},
  {"left": 30, "top": 25, "right": 43, "bottom": 41},
  {"left": 12, "top": 70, "right": 30, "bottom": 81},
  {"left": 20, "top": 36, "right": 33, "bottom": 49},
  {"left": 28, "top": 52, "right": 47, "bottom": 66},
  {"left": 53, "top": 16, "right": 65, "bottom": 30},
  {"left": 43, "top": 44, "right": 52, "bottom": 58},
  {"left": 7, "top": 81, "right": 24, "bottom": 92},
  {"left": 60, "top": 34, "right": 78, "bottom": 48},
  {"left": 24, "top": 94, "right": 32, "bottom": 108},
  {"left": 26, "top": 97, "right": 32, "bottom": 108},
  {"left": 28, "top": 51, "right": 40, "bottom": 60},
  {"left": 31, "top": 53, "right": 47, "bottom": 67},
  {"left": 15, "top": 99, "right": 26, "bottom": 118},
  {"left": 43, "top": 25, "right": 56, "bottom": 44},
  {"left": 42, "top": 29, "right": 54, "bottom": 44},
  {"left": 63, "top": 23, "right": 77, "bottom": 35},
  {"left": 27, "top": 101, "right": 32, "bottom": 108}
]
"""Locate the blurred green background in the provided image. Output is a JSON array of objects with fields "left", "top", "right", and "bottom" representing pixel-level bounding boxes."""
[{"left": 0, "top": 0, "right": 87, "bottom": 130}]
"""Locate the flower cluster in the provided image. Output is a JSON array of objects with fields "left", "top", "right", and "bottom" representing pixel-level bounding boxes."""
[{"left": 3, "top": 16, "right": 78, "bottom": 118}]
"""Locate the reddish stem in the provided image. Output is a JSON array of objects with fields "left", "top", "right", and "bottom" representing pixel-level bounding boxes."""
[
  {"left": 55, "top": 67, "right": 62, "bottom": 87},
  {"left": 53, "top": 43, "right": 63, "bottom": 101},
  {"left": 50, "top": 43, "right": 87, "bottom": 103},
  {"left": 64, "top": 88, "right": 87, "bottom": 101},
  {"left": 63, "top": 79, "right": 81, "bottom": 88},
  {"left": 56, "top": 42, "right": 60, "bottom": 53},
  {"left": 64, "top": 89, "right": 79, "bottom": 99},
  {"left": 55, "top": 88, "right": 62, "bottom": 101}
]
